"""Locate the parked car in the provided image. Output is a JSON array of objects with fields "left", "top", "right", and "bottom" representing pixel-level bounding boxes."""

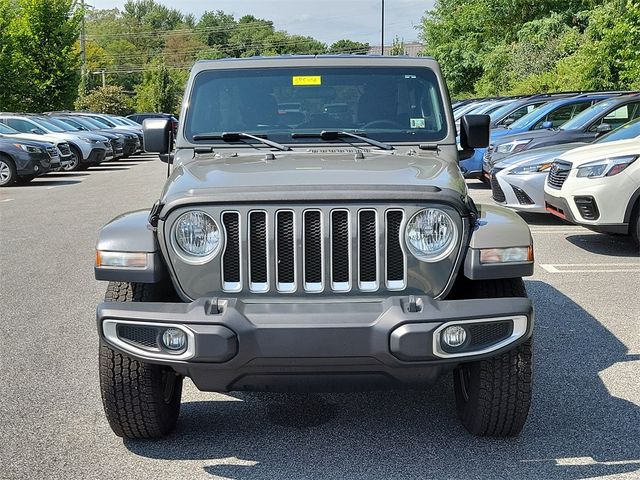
[
  {"left": 491, "top": 118, "right": 640, "bottom": 213},
  {"left": 0, "top": 136, "right": 60, "bottom": 186},
  {"left": 544, "top": 137, "right": 640, "bottom": 245},
  {"left": 40, "top": 117, "right": 114, "bottom": 164},
  {"left": 467, "top": 93, "right": 619, "bottom": 179},
  {"left": 94, "top": 56, "right": 535, "bottom": 440},
  {"left": 127, "top": 113, "right": 178, "bottom": 135},
  {"left": 0, "top": 123, "right": 67, "bottom": 171},
  {"left": 484, "top": 93, "right": 640, "bottom": 167},
  {"left": 73, "top": 113, "right": 142, "bottom": 155},
  {"left": 49, "top": 115, "right": 126, "bottom": 160},
  {"left": 0, "top": 114, "right": 108, "bottom": 171}
]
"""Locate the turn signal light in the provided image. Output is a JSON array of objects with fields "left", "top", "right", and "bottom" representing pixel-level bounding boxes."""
[
  {"left": 479, "top": 246, "right": 533, "bottom": 264},
  {"left": 96, "top": 251, "right": 147, "bottom": 268}
]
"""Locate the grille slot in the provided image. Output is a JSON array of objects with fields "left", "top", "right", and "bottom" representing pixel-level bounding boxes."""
[
  {"left": 547, "top": 161, "right": 572, "bottom": 189},
  {"left": 490, "top": 169, "right": 506, "bottom": 203},
  {"left": 117, "top": 324, "right": 159, "bottom": 350},
  {"left": 222, "top": 212, "right": 241, "bottom": 291},
  {"left": 575, "top": 196, "right": 600, "bottom": 220},
  {"left": 248, "top": 211, "right": 269, "bottom": 292},
  {"left": 276, "top": 210, "right": 296, "bottom": 292},
  {"left": 303, "top": 210, "right": 323, "bottom": 292},
  {"left": 385, "top": 210, "right": 405, "bottom": 289},
  {"left": 331, "top": 210, "right": 351, "bottom": 291},
  {"left": 358, "top": 210, "right": 378, "bottom": 290}
]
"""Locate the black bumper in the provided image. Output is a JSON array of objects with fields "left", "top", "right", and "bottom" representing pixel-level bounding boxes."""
[
  {"left": 97, "top": 296, "right": 534, "bottom": 392},
  {"left": 86, "top": 148, "right": 106, "bottom": 166}
]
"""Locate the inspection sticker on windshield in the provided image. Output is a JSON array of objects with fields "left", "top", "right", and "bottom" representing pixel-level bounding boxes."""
[
  {"left": 411, "top": 118, "right": 426, "bottom": 128},
  {"left": 293, "top": 75, "right": 322, "bottom": 86}
]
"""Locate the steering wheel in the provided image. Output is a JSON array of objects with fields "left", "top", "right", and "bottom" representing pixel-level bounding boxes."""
[{"left": 362, "top": 120, "right": 404, "bottom": 129}]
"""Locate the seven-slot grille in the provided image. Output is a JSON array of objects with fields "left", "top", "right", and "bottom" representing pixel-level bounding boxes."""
[
  {"left": 220, "top": 208, "right": 407, "bottom": 294},
  {"left": 547, "top": 161, "right": 572, "bottom": 189}
]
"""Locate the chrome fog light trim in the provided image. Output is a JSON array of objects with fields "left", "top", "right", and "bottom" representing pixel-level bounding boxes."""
[
  {"left": 103, "top": 320, "right": 195, "bottom": 361},
  {"left": 432, "top": 316, "right": 528, "bottom": 359}
]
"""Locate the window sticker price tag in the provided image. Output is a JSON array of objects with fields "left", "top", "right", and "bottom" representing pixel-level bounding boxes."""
[{"left": 292, "top": 76, "right": 322, "bottom": 86}]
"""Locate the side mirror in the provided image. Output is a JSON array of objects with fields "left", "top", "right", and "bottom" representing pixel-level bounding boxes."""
[
  {"left": 503, "top": 117, "right": 515, "bottom": 127},
  {"left": 459, "top": 114, "right": 490, "bottom": 150},
  {"left": 541, "top": 120, "right": 553, "bottom": 129},
  {"left": 143, "top": 118, "right": 172, "bottom": 157},
  {"left": 595, "top": 123, "right": 612, "bottom": 136},
  {"left": 31, "top": 128, "right": 45, "bottom": 134}
]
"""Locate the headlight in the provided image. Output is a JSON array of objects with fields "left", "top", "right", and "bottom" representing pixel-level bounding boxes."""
[
  {"left": 509, "top": 161, "right": 553, "bottom": 175},
  {"left": 14, "top": 143, "right": 43, "bottom": 153},
  {"left": 82, "top": 138, "right": 100, "bottom": 144},
  {"left": 405, "top": 208, "right": 458, "bottom": 262},
  {"left": 172, "top": 211, "right": 221, "bottom": 262},
  {"left": 576, "top": 155, "right": 637, "bottom": 178},
  {"left": 495, "top": 139, "right": 532, "bottom": 154}
]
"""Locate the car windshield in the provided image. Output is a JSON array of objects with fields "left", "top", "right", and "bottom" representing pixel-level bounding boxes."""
[
  {"left": 0, "top": 124, "right": 19, "bottom": 134},
  {"left": 507, "top": 100, "right": 567, "bottom": 129},
  {"left": 595, "top": 118, "right": 640, "bottom": 143},
  {"left": 109, "top": 117, "right": 128, "bottom": 126},
  {"left": 88, "top": 117, "right": 114, "bottom": 128},
  {"left": 46, "top": 117, "right": 81, "bottom": 132},
  {"left": 185, "top": 66, "right": 448, "bottom": 145},
  {"left": 32, "top": 118, "right": 65, "bottom": 133},
  {"left": 559, "top": 99, "right": 619, "bottom": 130}
]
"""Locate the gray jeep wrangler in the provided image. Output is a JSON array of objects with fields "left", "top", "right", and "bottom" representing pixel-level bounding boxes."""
[{"left": 95, "top": 56, "right": 535, "bottom": 439}]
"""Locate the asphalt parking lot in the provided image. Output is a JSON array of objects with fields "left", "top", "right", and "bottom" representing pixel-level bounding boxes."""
[{"left": 0, "top": 155, "right": 638, "bottom": 480}]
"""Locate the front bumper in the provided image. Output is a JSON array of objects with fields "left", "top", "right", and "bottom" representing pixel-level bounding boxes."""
[
  {"left": 98, "top": 295, "right": 534, "bottom": 392},
  {"left": 493, "top": 171, "right": 547, "bottom": 213},
  {"left": 86, "top": 148, "right": 106, "bottom": 166},
  {"left": 545, "top": 192, "right": 628, "bottom": 234}
]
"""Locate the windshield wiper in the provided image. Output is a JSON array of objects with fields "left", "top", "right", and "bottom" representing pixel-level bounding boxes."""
[
  {"left": 192, "top": 132, "right": 291, "bottom": 151},
  {"left": 291, "top": 131, "right": 394, "bottom": 151}
]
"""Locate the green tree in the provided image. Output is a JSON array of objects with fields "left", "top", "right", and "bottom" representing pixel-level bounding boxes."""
[
  {"left": 76, "top": 85, "right": 133, "bottom": 114},
  {"left": 2, "top": 0, "right": 81, "bottom": 111},
  {"left": 134, "top": 60, "right": 181, "bottom": 113},
  {"left": 328, "top": 39, "right": 370, "bottom": 54},
  {"left": 197, "top": 10, "right": 236, "bottom": 47},
  {"left": 389, "top": 36, "right": 405, "bottom": 56}
]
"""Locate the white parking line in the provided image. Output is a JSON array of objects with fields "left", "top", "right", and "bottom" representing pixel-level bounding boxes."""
[
  {"left": 1, "top": 198, "right": 14, "bottom": 202},
  {"left": 540, "top": 263, "right": 640, "bottom": 273}
]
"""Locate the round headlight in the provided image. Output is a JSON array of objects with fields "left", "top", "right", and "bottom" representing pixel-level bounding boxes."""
[
  {"left": 405, "top": 208, "right": 458, "bottom": 262},
  {"left": 173, "top": 211, "right": 221, "bottom": 262}
]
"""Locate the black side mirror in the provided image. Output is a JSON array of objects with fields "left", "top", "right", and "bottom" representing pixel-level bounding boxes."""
[
  {"left": 502, "top": 117, "right": 515, "bottom": 127},
  {"left": 143, "top": 118, "right": 172, "bottom": 159},
  {"left": 460, "top": 114, "right": 490, "bottom": 150},
  {"left": 595, "top": 123, "right": 612, "bottom": 136}
]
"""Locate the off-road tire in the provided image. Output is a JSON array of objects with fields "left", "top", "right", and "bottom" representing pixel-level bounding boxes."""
[
  {"left": 453, "top": 278, "right": 533, "bottom": 437},
  {"left": 99, "top": 281, "right": 182, "bottom": 439}
]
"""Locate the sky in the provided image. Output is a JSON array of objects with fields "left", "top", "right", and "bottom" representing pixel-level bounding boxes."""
[{"left": 90, "top": 0, "right": 435, "bottom": 45}]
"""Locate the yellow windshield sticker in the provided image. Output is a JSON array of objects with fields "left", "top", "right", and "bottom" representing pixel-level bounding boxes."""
[{"left": 293, "top": 75, "right": 322, "bottom": 86}]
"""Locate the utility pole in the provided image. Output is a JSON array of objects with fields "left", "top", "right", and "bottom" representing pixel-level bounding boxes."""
[
  {"left": 381, "top": 0, "right": 385, "bottom": 55},
  {"left": 101, "top": 70, "right": 106, "bottom": 88}
]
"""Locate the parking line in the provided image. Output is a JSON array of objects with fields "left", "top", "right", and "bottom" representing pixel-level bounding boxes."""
[
  {"left": 540, "top": 263, "right": 640, "bottom": 273},
  {"left": 1, "top": 198, "right": 14, "bottom": 202}
]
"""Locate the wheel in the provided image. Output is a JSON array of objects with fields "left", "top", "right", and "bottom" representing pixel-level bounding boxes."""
[
  {"left": 99, "top": 281, "right": 182, "bottom": 439},
  {"left": 453, "top": 278, "right": 533, "bottom": 437},
  {"left": 0, "top": 155, "right": 17, "bottom": 186},
  {"left": 631, "top": 202, "right": 640, "bottom": 247},
  {"left": 62, "top": 146, "right": 82, "bottom": 171}
]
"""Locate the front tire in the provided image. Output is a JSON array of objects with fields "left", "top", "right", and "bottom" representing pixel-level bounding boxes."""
[
  {"left": 0, "top": 155, "right": 17, "bottom": 186},
  {"left": 631, "top": 202, "right": 640, "bottom": 247},
  {"left": 63, "top": 146, "right": 82, "bottom": 171},
  {"left": 453, "top": 278, "right": 533, "bottom": 437},
  {"left": 99, "top": 281, "right": 182, "bottom": 439}
]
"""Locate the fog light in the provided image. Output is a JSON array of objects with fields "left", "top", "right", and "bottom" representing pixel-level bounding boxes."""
[
  {"left": 442, "top": 325, "right": 467, "bottom": 348},
  {"left": 162, "top": 328, "right": 186, "bottom": 351}
]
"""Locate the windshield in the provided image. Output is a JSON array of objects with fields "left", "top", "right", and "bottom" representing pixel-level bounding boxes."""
[
  {"left": 185, "top": 66, "right": 448, "bottom": 145},
  {"left": 507, "top": 100, "right": 564, "bottom": 129},
  {"left": 109, "top": 117, "right": 128, "bottom": 126},
  {"left": 46, "top": 117, "right": 80, "bottom": 132},
  {"left": 560, "top": 99, "right": 618, "bottom": 130},
  {"left": 87, "top": 116, "right": 113, "bottom": 128},
  {"left": 0, "top": 124, "right": 19, "bottom": 134},
  {"left": 595, "top": 118, "right": 640, "bottom": 143},
  {"left": 32, "top": 118, "right": 65, "bottom": 133}
]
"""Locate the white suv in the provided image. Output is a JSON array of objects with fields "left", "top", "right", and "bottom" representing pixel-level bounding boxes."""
[{"left": 544, "top": 138, "right": 640, "bottom": 245}]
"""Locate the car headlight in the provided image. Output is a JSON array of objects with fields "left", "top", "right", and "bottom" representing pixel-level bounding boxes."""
[
  {"left": 172, "top": 211, "right": 221, "bottom": 262},
  {"left": 405, "top": 208, "right": 458, "bottom": 262},
  {"left": 14, "top": 143, "right": 43, "bottom": 153},
  {"left": 576, "top": 155, "right": 638, "bottom": 178},
  {"left": 509, "top": 161, "right": 553, "bottom": 175},
  {"left": 495, "top": 139, "right": 532, "bottom": 154}
]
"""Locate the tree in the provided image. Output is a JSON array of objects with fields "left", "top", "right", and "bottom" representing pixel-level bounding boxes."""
[
  {"left": 76, "top": 85, "right": 133, "bottom": 114},
  {"left": 329, "top": 39, "right": 370, "bottom": 54},
  {"left": 389, "top": 36, "right": 405, "bottom": 56},
  {"left": 134, "top": 60, "right": 181, "bottom": 113},
  {"left": 2, "top": 0, "right": 81, "bottom": 111},
  {"left": 197, "top": 10, "right": 236, "bottom": 47}
]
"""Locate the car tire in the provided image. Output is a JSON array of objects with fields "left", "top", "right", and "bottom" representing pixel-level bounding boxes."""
[
  {"left": 99, "top": 281, "right": 182, "bottom": 439},
  {"left": 0, "top": 155, "right": 17, "bottom": 187},
  {"left": 631, "top": 202, "right": 640, "bottom": 247},
  {"left": 63, "top": 146, "right": 83, "bottom": 172},
  {"left": 453, "top": 278, "right": 532, "bottom": 437}
]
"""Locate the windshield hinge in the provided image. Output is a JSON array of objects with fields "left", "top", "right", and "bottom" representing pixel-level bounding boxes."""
[
  {"left": 194, "top": 146, "right": 214, "bottom": 155},
  {"left": 147, "top": 200, "right": 164, "bottom": 231}
]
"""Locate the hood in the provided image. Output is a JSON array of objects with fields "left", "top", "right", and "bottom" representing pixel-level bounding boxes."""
[
  {"left": 160, "top": 150, "right": 465, "bottom": 205},
  {"left": 492, "top": 128, "right": 562, "bottom": 147},
  {"left": 1, "top": 132, "right": 58, "bottom": 145},
  {"left": 0, "top": 136, "right": 54, "bottom": 148},
  {"left": 496, "top": 142, "right": 588, "bottom": 170},
  {"left": 557, "top": 138, "right": 640, "bottom": 167},
  {"left": 69, "top": 131, "right": 110, "bottom": 142}
]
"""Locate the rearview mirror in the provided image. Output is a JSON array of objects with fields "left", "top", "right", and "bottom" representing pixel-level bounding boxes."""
[
  {"left": 143, "top": 118, "right": 172, "bottom": 157},
  {"left": 459, "top": 114, "right": 490, "bottom": 150}
]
